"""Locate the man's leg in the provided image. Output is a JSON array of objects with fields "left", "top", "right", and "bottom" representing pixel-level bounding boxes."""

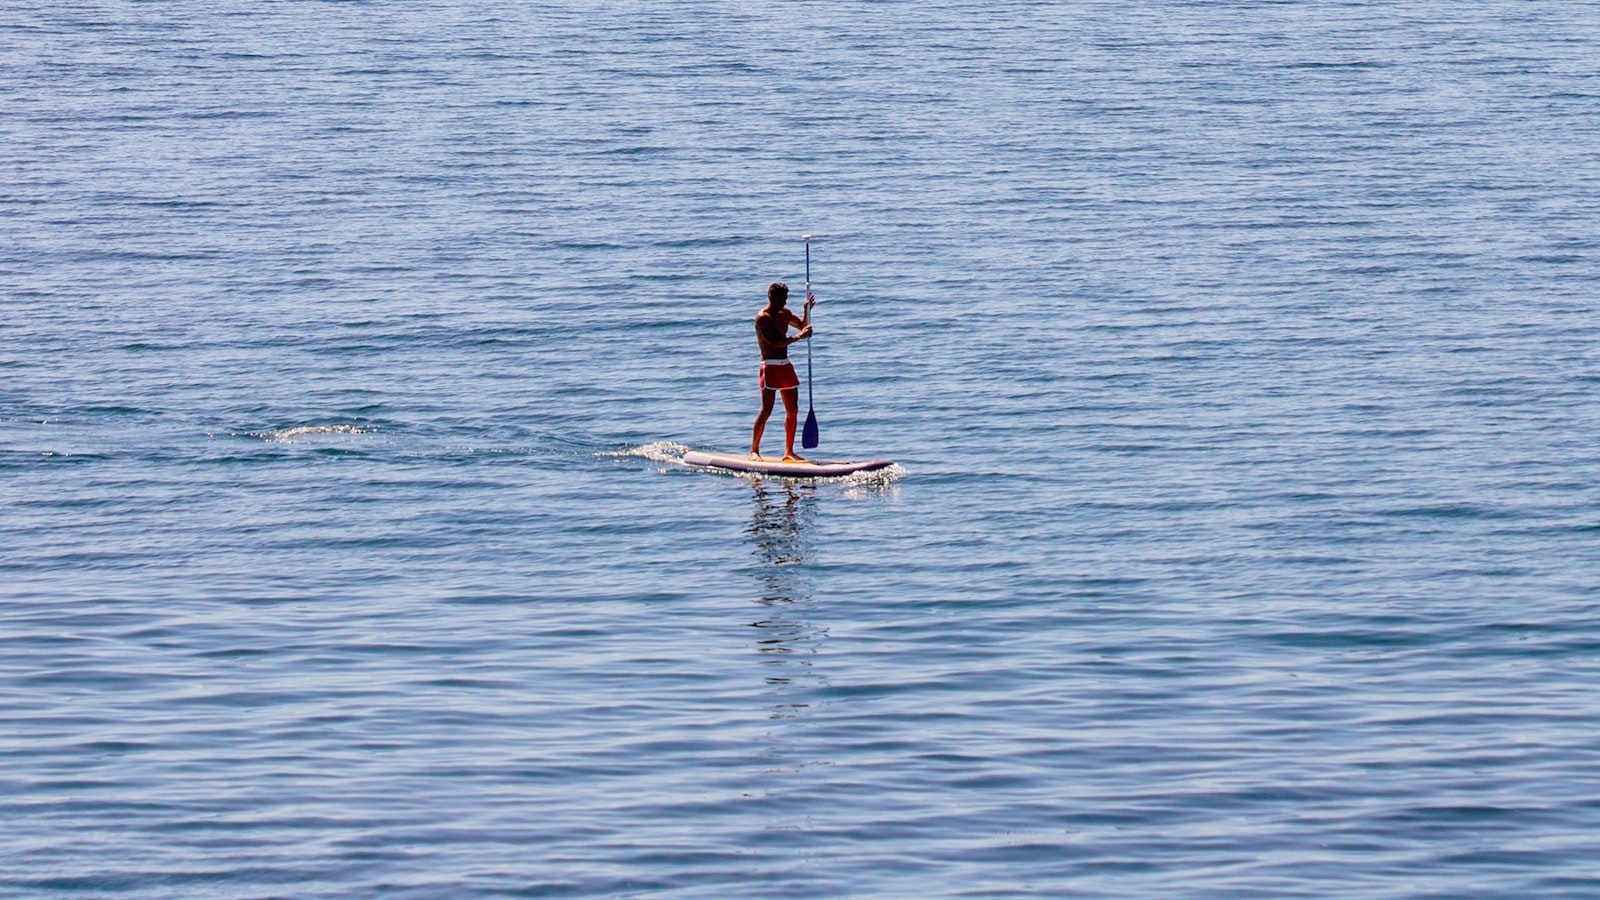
[
  {"left": 780, "top": 387, "right": 804, "bottom": 460},
  {"left": 751, "top": 389, "right": 776, "bottom": 457}
]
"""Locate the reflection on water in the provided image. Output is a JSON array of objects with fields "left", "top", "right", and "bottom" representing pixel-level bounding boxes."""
[
  {"left": 747, "top": 478, "right": 812, "bottom": 586},
  {"left": 745, "top": 478, "right": 825, "bottom": 717}
]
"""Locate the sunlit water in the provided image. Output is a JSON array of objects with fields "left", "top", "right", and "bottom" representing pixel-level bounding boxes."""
[{"left": 5, "top": 2, "right": 1600, "bottom": 895}]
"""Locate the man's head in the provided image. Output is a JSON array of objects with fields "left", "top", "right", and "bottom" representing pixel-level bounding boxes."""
[{"left": 768, "top": 281, "right": 789, "bottom": 309}]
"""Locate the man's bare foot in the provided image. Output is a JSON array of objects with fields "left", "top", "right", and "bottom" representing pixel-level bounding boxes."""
[
  {"left": 782, "top": 453, "right": 807, "bottom": 463},
  {"left": 749, "top": 451, "right": 763, "bottom": 460}
]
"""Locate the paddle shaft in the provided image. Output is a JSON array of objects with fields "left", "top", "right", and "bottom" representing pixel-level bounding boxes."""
[
  {"left": 805, "top": 239, "right": 812, "bottom": 408},
  {"left": 801, "top": 235, "right": 819, "bottom": 449}
]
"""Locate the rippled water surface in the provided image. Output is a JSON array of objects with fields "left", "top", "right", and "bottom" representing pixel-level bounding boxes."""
[{"left": 5, "top": 2, "right": 1600, "bottom": 896}]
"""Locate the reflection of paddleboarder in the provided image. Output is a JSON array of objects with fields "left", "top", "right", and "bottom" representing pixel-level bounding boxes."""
[{"left": 750, "top": 282, "right": 815, "bottom": 461}]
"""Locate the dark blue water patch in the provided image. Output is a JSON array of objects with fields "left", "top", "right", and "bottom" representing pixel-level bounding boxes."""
[
  {"left": 0, "top": 450, "right": 114, "bottom": 468},
  {"left": 1373, "top": 502, "right": 1518, "bottom": 520}
]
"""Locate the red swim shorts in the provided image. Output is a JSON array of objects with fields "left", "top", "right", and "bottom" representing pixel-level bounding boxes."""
[{"left": 759, "top": 359, "right": 799, "bottom": 391}]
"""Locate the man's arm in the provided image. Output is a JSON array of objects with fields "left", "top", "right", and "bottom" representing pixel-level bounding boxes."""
[{"left": 787, "top": 294, "right": 816, "bottom": 329}]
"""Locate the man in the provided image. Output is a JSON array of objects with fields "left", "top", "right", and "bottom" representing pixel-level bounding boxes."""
[{"left": 750, "top": 281, "right": 815, "bottom": 461}]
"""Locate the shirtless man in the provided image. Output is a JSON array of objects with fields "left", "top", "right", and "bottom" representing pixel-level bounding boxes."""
[{"left": 750, "top": 281, "right": 815, "bottom": 461}]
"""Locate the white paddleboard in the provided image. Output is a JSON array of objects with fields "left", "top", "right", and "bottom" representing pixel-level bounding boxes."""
[{"left": 683, "top": 450, "right": 894, "bottom": 477}]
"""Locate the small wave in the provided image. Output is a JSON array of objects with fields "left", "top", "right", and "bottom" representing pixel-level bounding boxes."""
[
  {"left": 778, "top": 462, "right": 908, "bottom": 487},
  {"left": 601, "top": 441, "right": 691, "bottom": 464},
  {"left": 256, "top": 424, "right": 375, "bottom": 443},
  {"left": 842, "top": 462, "right": 908, "bottom": 485}
]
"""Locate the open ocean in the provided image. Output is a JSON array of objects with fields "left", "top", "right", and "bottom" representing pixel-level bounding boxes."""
[{"left": 5, "top": 2, "right": 1600, "bottom": 896}]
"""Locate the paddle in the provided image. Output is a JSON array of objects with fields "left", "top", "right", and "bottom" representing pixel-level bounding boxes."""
[{"left": 801, "top": 234, "right": 819, "bottom": 449}]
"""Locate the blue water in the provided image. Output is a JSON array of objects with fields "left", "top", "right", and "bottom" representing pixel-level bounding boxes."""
[{"left": 5, "top": 2, "right": 1600, "bottom": 895}]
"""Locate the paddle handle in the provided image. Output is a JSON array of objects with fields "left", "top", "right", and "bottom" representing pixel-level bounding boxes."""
[{"left": 803, "top": 234, "right": 810, "bottom": 291}]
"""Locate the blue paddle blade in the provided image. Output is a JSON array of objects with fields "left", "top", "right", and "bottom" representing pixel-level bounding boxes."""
[{"left": 802, "top": 410, "right": 819, "bottom": 449}]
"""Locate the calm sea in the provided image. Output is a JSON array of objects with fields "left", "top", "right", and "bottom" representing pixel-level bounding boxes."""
[{"left": 5, "top": 2, "right": 1600, "bottom": 896}]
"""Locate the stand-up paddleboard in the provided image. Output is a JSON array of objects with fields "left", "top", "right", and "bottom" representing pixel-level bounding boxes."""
[{"left": 683, "top": 450, "right": 893, "bottom": 478}]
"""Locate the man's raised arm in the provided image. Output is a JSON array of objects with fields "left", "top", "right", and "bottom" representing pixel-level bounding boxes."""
[{"left": 788, "top": 293, "right": 816, "bottom": 329}]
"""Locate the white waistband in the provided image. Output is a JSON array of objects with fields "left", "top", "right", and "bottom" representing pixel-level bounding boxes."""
[{"left": 761, "top": 358, "right": 794, "bottom": 366}]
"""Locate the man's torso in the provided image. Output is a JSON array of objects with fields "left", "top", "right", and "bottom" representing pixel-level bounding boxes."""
[{"left": 755, "top": 309, "right": 790, "bottom": 359}]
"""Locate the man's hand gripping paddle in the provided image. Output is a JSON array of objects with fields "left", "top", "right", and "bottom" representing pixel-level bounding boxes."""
[{"left": 801, "top": 234, "right": 820, "bottom": 450}]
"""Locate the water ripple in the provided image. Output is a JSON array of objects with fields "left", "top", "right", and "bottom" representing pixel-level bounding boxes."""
[{"left": 4, "top": 0, "right": 1600, "bottom": 896}]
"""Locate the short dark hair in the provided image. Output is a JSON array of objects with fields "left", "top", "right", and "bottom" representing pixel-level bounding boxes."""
[{"left": 768, "top": 282, "right": 789, "bottom": 304}]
